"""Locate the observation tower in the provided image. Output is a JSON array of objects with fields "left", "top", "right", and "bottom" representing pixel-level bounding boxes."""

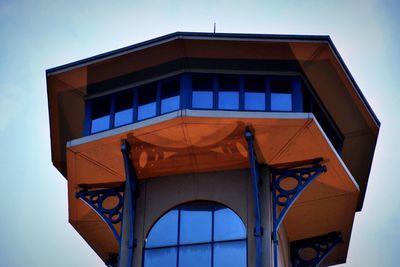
[{"left": 46, "top": 32, "right": 379, "bottom": 267}]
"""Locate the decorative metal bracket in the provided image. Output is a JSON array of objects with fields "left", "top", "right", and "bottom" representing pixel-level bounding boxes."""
[
  {"left": 271, "top": 160, "right": 327, "bottom": 266},
  {"left": 290, "top": 232, "right": 343, "bottom": 267},
  {"left": 75, "top": 140, "right": 139, "bottom": 267},
  {"left": 76, "top": 185, "right": 125, "bottom": 243},
  {"left": 245, "top": 128, "right": 263, "bottom": 267}
]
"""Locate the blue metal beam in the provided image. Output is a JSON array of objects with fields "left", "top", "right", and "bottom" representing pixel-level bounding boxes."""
[
  {"left": 120, "top": 139, "right": 138, "bottom": 267},
  {"left": 271, "top": 161, "right": 327, "bottom": 266},
  {"left": 245, "top": 128, "right": 263, "bottom": 267}
]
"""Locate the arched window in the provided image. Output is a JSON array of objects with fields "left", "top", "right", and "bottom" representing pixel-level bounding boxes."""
[{"left": 143, "top": 201, "right": 247, "bottom": 267}]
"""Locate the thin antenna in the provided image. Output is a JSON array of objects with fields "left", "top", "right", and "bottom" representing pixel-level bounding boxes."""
[{"left": 213, "top": 22, "right": 216, "bottom": 33}]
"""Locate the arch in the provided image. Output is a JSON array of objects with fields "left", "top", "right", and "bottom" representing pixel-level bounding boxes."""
[{"left": 143, "top": 200, "right": 247, "bottom": 267}]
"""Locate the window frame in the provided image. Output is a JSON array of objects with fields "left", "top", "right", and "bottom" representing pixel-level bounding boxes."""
[
  {"left": 83, "top": 72, "right": 343, "bottom": 156},
  {"left": 143, "top": 201, "right": 248, "bottom": 267}
]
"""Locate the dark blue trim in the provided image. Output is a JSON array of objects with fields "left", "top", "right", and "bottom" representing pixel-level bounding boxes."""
[
  {"left": 212, "top": 74, "right": 218, "bottom": 109},
  {"left": 239, "top": 76, "right": 245, "bottom": 111},
  {"left": 133, "top": 88, "right": 138, "bottom": 122},
  {"left": 265, "top": 77, "right": 271, "bottom": 112},
  {"left": 180, "top": 73, "right": 191, "bottom": 109},
  {"left": 84, "top": 100, "right": 92, "bottom": 135},
  {"left": 120, "top": 140, "right": 139, "bottom": 267},
  {"left": 156, "top": 82, "right": 161, "bottom": 116},
  {"left": 245, "top": 128, "right": 262, "bottom": 267},
  {"left": 110, "top": 94, "right": 116, "bottom": 128}
]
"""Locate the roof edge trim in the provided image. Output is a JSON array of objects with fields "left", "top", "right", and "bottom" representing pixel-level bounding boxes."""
[
  {"left": 67, "top": 109, "right": 313, "bottom": 148},
  {"left": 46, "top": 31, "right": 330, "bottom": 75}
]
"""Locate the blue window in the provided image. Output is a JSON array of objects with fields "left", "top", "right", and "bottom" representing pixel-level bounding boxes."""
[
  {"left": 138, "top": 83, "right": 157, "bottom": 121},
  {"left": 244, "top": 76, "right": 265, "bottom": 111},
  {"left": 271, "top": 79, "right": 292, "bottom": 111},
  {"left": 144, "top": 201, "right": 247, "bottom": 267},
  {"left": 218, "top": 75, "right": 239, "bottom": 110},
  {"left": 179, "top": 244, "right": 211, "bottom": 267},
  {"left": 214, "top": 241, "right": 247, "bottom": 267},
  {"left": 146, "top": 209, "right": 179, "bottom": 248},
  {"left": 192, "top": 74, "right": 214, "bottom": 109},
  {"left": 144, "top": 248, "right": 177, "bottom": 267},
  {"left": 90, "top": 96, "right": 111, "bottom": 133},
  {"left": 180, "top": 203, "right": 212, "bottom": 244},
  {"left": 161, "top": 78, "right": 180, "bottom": 114},
  {"left": 114, "top": 90, "right": 133, "bottom": 127}
]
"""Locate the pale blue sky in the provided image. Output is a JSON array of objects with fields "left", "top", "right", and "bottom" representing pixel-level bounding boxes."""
[{"left": 0, "top": 1, "right": 399, "bottom": 266}]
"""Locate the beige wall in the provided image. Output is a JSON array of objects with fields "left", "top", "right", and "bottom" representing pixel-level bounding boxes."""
[{"left": 127, "top": 166, "right": 288, "bottom": 267}]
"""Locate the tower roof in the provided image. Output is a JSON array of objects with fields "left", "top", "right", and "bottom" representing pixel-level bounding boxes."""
[{"left": 46, "top": 32, "right": 379, "bottom": 211}]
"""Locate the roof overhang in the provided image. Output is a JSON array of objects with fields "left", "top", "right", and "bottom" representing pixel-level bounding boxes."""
[
  {"left": 66, "top": 110, "right": 359, "bottom": 265},
  {"left": 46, "top": 32, "right": 379, "bottom": 211}
]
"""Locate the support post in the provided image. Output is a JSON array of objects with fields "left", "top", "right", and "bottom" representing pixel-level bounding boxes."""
[
  {"left": 119, "top": 140, "right": 138, "bottom": 267},
  {"left": 271, "top": 161, "right": 327, "bottom": 266},
  {"left": 245, "top": 128, "right": 263, "bottom": 267}
]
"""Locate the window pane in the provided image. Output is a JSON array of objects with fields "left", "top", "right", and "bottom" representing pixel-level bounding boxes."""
[
  {"left": 138, "top": 102, "right": 157, "bottom": 120},
  {"left": 213, "top": 241, "right": 247, "bottom": 267},
  {"left": 245, "top": 76, "right": 264, "bottom": 92},
  {"left": 180, "top": 203, "right": 212, "bottom": 245},
  {"left": 218, "top": 75, "right": 240, "bottom": 110},
  {"left": 114, "top": 90, "right": 133, "bottom": 127},
  {"left": 179, "top": 244, "right": 211, "bottom": 267},
  {"left": 161, "top": 96, "right": 180, "bottom": 114},
  {"left": 192, "top": 74, "right": 213, "bottom": 90},
  {"left": 91, "top": 96, "right": 111, "bottom": 133},
  {"left": 271, "top": 93, "right": 292, "bottom": 111},
  {"left": 244, "top": 92, "right": 265, "bottom": 111},
  {"left": 271, "top": 79, "right": 292, "bottom": 111},
  {"left": 219, "top": 75, "right": 240, "bottom": 91},
  {"left": 146, "top": 210, "right": 178, "bottom": 248},
  {"left": 115, "top": 108, "right": 133, "bottom": 127},
  {"left": 138, "top": 84, "right": 157, "bottom": 120},
  {"left": 271, "top": 79, "right": 291, "bottom": 93},
  {"left": 214, "top": 208, "right": 246, "bottom": 241},
  {"left": 144, "top": 248, "right": 177, "bottom": 267},
  {"left": 161, "top": 79, "right": 180, "bottom": 114},
  {"left": 91, "top": 115, "right": 110, "bottom": 133},
  {"left": 218, "top": 91, "right": 239, "bottom": 110},
  {"left": 192, "top": 91, "right": 213, "bottom": 109}
]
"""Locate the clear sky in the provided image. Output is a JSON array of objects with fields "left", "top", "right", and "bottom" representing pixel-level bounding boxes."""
[{"left": 0, "top": 0, "right": 399, "bottom": 266}]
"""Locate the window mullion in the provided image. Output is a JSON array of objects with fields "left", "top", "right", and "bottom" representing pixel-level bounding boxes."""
[
  {"left": 156, "top": 81, "right": 161, "bottom": 116},
  {"left": 266, "top": 77, "right": 271, "bottom": 112},
  {"left": 109, "top": 94, "right": 115, "bottom": 128},
  {"left": 84, "top": 100, "right": 92, "bottom": 135},
  {"left": 211, "top": 208, "right": 215, "bottom": 267},
  {"left": 177, "top": 209, "right": 181, "bottom": 267},
  {"left": 213, "top": 74, "right": 218, "bottom": 109},
  {"left": 133, "top": 89, "right": 137, "bottom": 122},
  {"left": 239, "top": 76, "right": 245, "bottom": 111}
]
